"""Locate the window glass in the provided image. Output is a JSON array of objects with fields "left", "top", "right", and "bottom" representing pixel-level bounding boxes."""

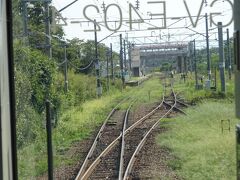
[{"left": 13, "top": 0, "right": 235, "bottom": 179}]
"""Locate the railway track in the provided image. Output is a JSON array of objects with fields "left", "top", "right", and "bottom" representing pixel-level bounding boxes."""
[
  {"left": 75, "top": 85, "right": 187, "bottom": 180},
  {"left": 123, "top": 88, "right": 183, "bottom": 180},
  {"left": 75, "top": 98, "right": 134, "bottom": 179}
]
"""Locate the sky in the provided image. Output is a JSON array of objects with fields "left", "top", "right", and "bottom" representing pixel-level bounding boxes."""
[{"left": 51, "top": 0, "right": 234, "bottom": 50}]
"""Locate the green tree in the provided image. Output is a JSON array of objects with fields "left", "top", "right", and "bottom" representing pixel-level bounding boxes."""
[{"left": 14, "top": 41, "right": 58, "bottom": 113}]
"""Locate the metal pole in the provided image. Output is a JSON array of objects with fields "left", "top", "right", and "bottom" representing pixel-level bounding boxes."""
[
  {"left": 193, "top": 39, "right": 198, "bottom": 89},
  {"left": 124, "top": 40, "right": 127, "bottom": 75},
  {"left": 237, "top": 125, "right": 240, "bottom": 180},
  {"left": 184, "top": 56, "right": 187, "bottom": 74},
  {"left": 44, "top": 1, "right": 52, "bottom": 58},
  {"left": 110, "top": 43, "right": 114, "bottom": 81},
  {"left": 128, "top": 44, "right": 132, "bottom": 75},
  {"left": 205, "top": 13, "right": 211, "bottom": 81},
  {"left": 214, "top": 67, "right": 217, "bottom": 90},
  {"left": 22, "top": 1, "right": 28, "bottom": 36},
  {"left": 106, "top": 49, "right": 110, "bottom": 92},
  {"left": 218, "top": 22, "right": 225, "bottom": 93},
  {"left": 64, "top": 43, "right": 68, "bottom": 93},
  {"left": 46, "top": 100, "right": 53, "bottom": 180},
  {"left": 120, "top": 34, "right": 125, "bottom": 88},
  {"left": 189, "top": 42, "right": 193, "bottom": 74},
  {"left": 227, "top": 28, "right": 232, "bottom": 80},
  {"left": 94, "top": 20, "right": 102, "bottom": 97},
  {"left": 181, "top": 56, "right": 184, "bottom": 74},
  {"left": 190, "top": 45, "right": 193, "bottom": 73}
]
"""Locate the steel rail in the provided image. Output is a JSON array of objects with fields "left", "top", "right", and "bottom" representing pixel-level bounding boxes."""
[
  {"left": 79, "top": 96, "right": 165, "bottom": 180},
  {"left": 122, "top": 89, "right": 179, "bottom": 179},
  {"left": 176, "top": 99, "right": 189, "bottom": 108},
  {"left": 118, "top": 101, "right": 135, "bottom": 180},
  {"left": 175, "top": 92, "right": 189, "bottom": 108},
  {"left": 75, "top": 97, "right": 129, "bottom": 179},
  {"left": 163, "top": 101, "right": 187, "bottom": 115}
]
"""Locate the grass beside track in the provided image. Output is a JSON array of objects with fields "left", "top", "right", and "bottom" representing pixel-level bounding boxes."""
[
  {"left": 173, "top": 74, "right": 235, "bottom": 102},
  {"left": 157, "top": 101, "right": 237, "bottom": 180}
]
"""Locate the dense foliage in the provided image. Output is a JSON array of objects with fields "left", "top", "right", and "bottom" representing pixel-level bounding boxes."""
[{"left": 13, "top": 1, "right": 121, "bottom": 149}]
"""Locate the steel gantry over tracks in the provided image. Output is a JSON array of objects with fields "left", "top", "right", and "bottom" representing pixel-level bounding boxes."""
[{"left": 130, "top": 42, "right": 190, "bottom": 76}]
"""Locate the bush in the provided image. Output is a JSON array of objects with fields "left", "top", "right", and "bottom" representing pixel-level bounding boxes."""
[
  {"left": 14, "top": 42, "right": 59, "bottom": 113},
  {"left": 14, "top": 41, "right": 59, "bottom": 148}
]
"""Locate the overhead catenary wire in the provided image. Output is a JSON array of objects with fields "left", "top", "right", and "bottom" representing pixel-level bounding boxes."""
[
  {"left": 51, "top": 0, "right": 233, "bottom": 54},
  {"left": 57, "top": 60, "right": 66, "bottom": 66},
  {"left": 58, "top": 0, "right": 80, "bottom": 13},
  {"left": 68, "top": 60, "right": 94, "bottom": 71}
]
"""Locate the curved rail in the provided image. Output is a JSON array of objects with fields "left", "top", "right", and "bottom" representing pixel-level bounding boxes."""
[
  {"left": 163, "top": 101, "right": 186, "bottom": 115},
  {"left": 75, "top": 97, "right": 129, "bottom": 179},
  {"left": 122, "top": 89, "right": 179, "bottom": 179},
  {"left": 79, "top": 96, "right": 166, "bottom": 180},
  {"left": 118, "top": 101, "right": 135, "bottom": 180}
]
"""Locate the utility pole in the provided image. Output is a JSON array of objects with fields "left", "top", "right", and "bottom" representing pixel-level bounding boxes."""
[
  {"left": 214, "top": 67, "right": 217, "bottom": 90},
  {"left": 184, "top": 56, "right": 187, "bottom": 75},
  {"left": 22, "top": 0, "right": 28, "bottom": 36},
  {"left": 227, "top": 28, "right": 232, "bottom": 80},
  {"left": 106, "top": 49, "right": 110, "bottom": 92},
  {"left": 64, "top": 42, "right": 68, "bottom": 93},
  {"left": 94, "top": 20, "right": 102, "bottom": 97},
  {"left": 218, "top": 22, "right": 225, "bottom": 93},
  {"left": 45, "top": 1, "right": 52, "bottom": 58},
  {"left": 193, "top": 39, "right": 198, "bottom": 89},
  {"left": 120, "top": 34, "right": 125, "bottom": 88},
  {"left": 46, "top": 101, "right": 53, "bottom": 180},
  {"left": 110, "top": 43, "right": 114, "bottom": 81},
  {"left": 128, "top": 43, "right": 132, "bottom": 77},
  {"left": 124, "top": 40, "right": 127, "bottom": 76},
  {"left": 44, "top": 2, "right": 53, "bottom": 180},
  {"left": 205, "top": 13, "right": 211, "bottom": 81},
  {"left": 189, "top": 42, "right": 193, "bottom": 73}
]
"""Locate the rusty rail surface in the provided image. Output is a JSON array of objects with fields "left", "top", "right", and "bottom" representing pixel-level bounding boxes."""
[
  {"left": 77, "top": 85, "right": 187, "bottom": 180},
  {"left": 78, "top": 98, "right": 165, "bottom": 180},
  {"left": 75, "top": 97, "right": 129, "bottom": 179},
  {"left": 122, "top": 88, "right": 178, "bottom": 179}
]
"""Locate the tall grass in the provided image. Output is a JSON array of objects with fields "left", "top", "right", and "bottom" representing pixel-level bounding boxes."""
[
  {"left": 173, "top": 73, "right": 234, "bottom": 102},
  {"left": 157, "top": 101, "right": 237, "bottom": 179}
]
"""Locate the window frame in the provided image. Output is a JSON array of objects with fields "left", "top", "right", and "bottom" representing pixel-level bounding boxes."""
[{"left": 0, "top": 0, "right": 17, "bottom": 179}]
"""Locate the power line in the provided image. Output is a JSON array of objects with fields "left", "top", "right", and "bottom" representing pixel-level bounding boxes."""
[
  {"left": 58, "top": 0, "right": 80, "bottom": 13},
  {"left": 57, "top": 60, "right": 66, "bottom": 66},
  {"left": 68, "top": 60, "right": 94, "bottom": 71}
]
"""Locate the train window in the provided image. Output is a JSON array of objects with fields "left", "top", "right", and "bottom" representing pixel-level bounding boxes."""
[{"left": 5, "top": 0, "right": 239, "bottom": 179}]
